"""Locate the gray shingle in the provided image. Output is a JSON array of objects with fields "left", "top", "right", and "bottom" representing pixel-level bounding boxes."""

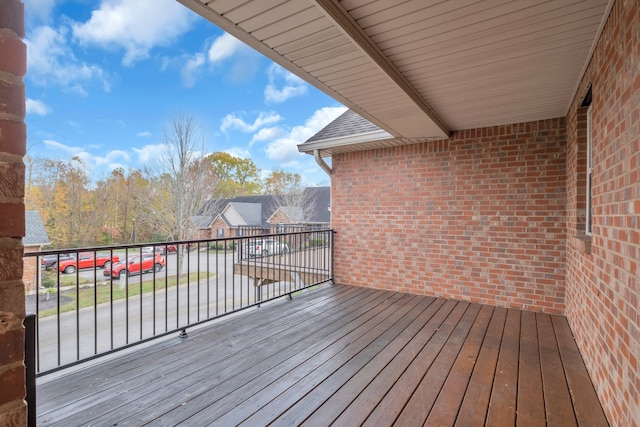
[
  {"left": 23, "top": 211, "right": 50, "bottom": 246},
  {"left": 305, "top": 110, "right": 381, "bottom": 143}
]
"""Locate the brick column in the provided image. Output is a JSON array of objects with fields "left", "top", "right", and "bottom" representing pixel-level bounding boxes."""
[{"left": 0, "top": 0, "right": 27, "bottom": 425}]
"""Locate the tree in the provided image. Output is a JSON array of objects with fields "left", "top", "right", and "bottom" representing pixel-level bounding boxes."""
[
  {"left": 263, "top": 169, "right": 316, "bottom": 223},
  {"left": 207, "top": 152, "right": 261, "bottom": 197},
  {"left": 135, "top": 113, "right": 220, "bottom": 271},
  {"left": 262, "top": 169, "right": 302, "bottom": 195}
]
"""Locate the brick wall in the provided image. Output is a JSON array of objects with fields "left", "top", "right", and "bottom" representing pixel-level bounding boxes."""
[
  {"left": 22, "top": 246, "right": 39, "bottom": 294},
  {"left": 0, "top": 0, "right": 27, "bottom": 424},
  {"left": 565, "top": 1, "right": 640, "bottom": 425},
  {"left": 332, "top": 118, "right": 567, "bottom": 314}
]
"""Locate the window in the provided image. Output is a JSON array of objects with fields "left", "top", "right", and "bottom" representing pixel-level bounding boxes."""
[
  {"left": 585, "top": 103, "right": 593, "bottom": 236},
  {"left": 217, "top": 228, "right": 224, "bottom": 238},
  {"left": 577, "top": 86, "right": 592, "bottom": 239}
]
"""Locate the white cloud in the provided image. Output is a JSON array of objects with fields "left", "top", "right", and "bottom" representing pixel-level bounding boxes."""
[
  {"left": 25, "top": 0, "right": 56, "bottom": 24},
  {"left": 225, "top": 147, "right": 251, "bottom": 159},
  {"left": 26, "top": 25, "right": 107, "bottom": 93},
  {"left": 220, "top": 111, "right": 282, "bottom": 134},
  {"left": 177, "top": 32, "right": 254, "bottom": 87},
  {"left": 264, "top": 106, "right": 347, "bottom": 165},
  {"left": 208, "top": 33, "right": 244, "bottom": 63},
  {"left": 41, "top": 139, "right": 131, "bottom": 177},
  {"left": 264, "top": 63, "right": 307, "bottom": 103},
  {"left": 72, "top": 0, "right": 194, "bottom": 66},
  {"left": 250, "top": 126, "right": 283, "bottom": 146},
  {"left": 26, "top": 98, "right": 52, "bottom": 116},
  {"left": 132, "top": 144, "right": 167, "bottom": 163},
  {"left": 180, "top": 53, "right": 205, "bottom": 87},
  {"left": 137, "top": 131, "right": 152, "bottom": 138}
]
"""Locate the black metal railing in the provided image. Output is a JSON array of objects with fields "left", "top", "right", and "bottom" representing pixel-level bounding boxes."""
[{"left": 24, "top": 229, "right": 334, "bottom": 375}]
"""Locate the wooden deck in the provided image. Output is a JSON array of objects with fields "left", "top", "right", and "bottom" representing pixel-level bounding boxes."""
[{"left": 36, "top": 284, "right": 608, "bottom": 426}]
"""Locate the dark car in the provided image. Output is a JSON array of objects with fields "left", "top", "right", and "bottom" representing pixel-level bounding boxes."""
[{"left": 40, "top": 253, "right": 75, "bottom": 270}]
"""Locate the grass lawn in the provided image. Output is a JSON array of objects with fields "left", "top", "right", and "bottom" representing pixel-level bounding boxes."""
[{"left": 39, "top": 272, "right": 215, "bottom": 318}]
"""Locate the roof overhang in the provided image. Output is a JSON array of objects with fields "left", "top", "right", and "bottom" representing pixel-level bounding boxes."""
[{"left": 178, "top": 0, "right": 613, "bottom": 151}]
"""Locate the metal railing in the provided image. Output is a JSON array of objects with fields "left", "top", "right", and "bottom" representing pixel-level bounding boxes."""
[{"left": 24, "top": 229, "right": 334, "bottom": 375}]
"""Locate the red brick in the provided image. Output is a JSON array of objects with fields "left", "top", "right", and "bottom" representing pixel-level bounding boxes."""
[
  {"left": 0, "top": 120, "right": 26, "bottom": 156},
  {"left": 0, "top": 36, "right": 26, "bottom": 76},
  {"left": 0, "top": 0, "right": 24, "bottom": 38},
  {"left": 0, "top": 280, "right": 25, "bottom": 317},
  {"left": 0, "top": 328, "right": 24, "bottom": 366},
  {"left": 0, "top": 162, "right": 24, "bottom": 199},
  {"left": 0, "top": 204, "right": 24, "bottom": 239},
  {"left": 0, "top": 366, "right": 25, "bottom": 404},
  {"left": 0, "top": 80, "right": 25, "bottom": 118}
]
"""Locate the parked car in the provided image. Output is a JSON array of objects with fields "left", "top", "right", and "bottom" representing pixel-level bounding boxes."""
[
  {"left": 247, "top": 239, "right": 290, "bottom": 257},
  {"left": 141, "top": 245, "right": 177, "bottom": 255},
  {"left": 56, "top": 252, "right": 120, "bottom": 274},
  {"left": 40, "top": 253, "right": 75, "bottom": 270},
  {"left": 103, "top": 254, "right": 165, "bottom": 279}
]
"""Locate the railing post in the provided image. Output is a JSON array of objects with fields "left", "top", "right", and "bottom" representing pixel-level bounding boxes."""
[
  {"left": 330, "top": 230, "right": 336, "bottom": 285},
  {"left": 24, "top": 313, "right": 37, "bottom": 427}
]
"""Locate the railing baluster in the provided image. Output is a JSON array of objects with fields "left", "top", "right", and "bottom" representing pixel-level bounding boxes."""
[{"left": 25, "top": 227, "right": 334, "bottom": 376}]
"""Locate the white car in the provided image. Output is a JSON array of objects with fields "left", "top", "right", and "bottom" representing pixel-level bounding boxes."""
[{"left": 247, "top": 239, "right": 290, "bottom": 257}]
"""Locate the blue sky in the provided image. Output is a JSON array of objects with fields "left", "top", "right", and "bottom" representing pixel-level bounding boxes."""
[{"left": 24, "top": 0, "right": 346, "bottom": 187}]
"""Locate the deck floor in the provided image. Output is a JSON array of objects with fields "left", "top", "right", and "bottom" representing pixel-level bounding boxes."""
[{"left": 36, "top": 284, "right": 608, "bottom": 426}]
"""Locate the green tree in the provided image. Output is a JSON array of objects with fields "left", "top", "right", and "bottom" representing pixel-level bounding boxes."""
[
  {"left": 262, "top": 169, "right": 303, "bottom": 195},
  {"left": 207, "top": 152, "right": 261, "bottom": 197}
]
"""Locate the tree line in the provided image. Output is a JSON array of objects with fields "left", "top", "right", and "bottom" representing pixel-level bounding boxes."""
[{"left": 26, "top": 114, "right": 309, "bottom": 248}]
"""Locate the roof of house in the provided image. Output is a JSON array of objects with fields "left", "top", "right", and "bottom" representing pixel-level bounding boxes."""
[
  {"left": 196, "top": 187, "right": 330, "bottom": 227},
  {"left": 191, "top": 215, "right": 214, "bottom": 230},
  {"left": 23, "top": 210, "right": 50, "bottom": 246},
  {"left": 225, "top": 202, "right": 263, "bottom": 226},
  {"left": 301, "top": 186, "right": 331, "bottom": 223},
  {"left": 306, "top": 109, "right": 385, "bottom": 143}
]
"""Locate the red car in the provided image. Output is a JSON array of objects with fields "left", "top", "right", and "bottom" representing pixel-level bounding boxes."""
[
  {"left": 103, "top": 254, "right": 165, "bottom": 279},
  {"left": 56, "top": 252, "right": 120, "bottom": 274}
]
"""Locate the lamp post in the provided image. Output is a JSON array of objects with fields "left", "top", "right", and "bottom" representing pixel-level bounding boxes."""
[{"left": 132, "top": 218, "right": 136, "bottom": 243}]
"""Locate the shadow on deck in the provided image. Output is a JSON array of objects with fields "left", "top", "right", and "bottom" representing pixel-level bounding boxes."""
[{"left": 36, "top": 284, "right": 608, "bottom": 426}]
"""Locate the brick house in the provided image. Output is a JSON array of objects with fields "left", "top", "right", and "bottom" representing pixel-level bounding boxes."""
[
  {"left": 192, "top": 187, "right": 331, "bottom": 239},
  {"left": 21, "top": 211, "right": 49, "bottom": 295},
  {"left": 1, "top": 1, "right": 638, "bottom": 425},
  {"left": 181, "top": 1, "right": 638, "bottom": 425}
]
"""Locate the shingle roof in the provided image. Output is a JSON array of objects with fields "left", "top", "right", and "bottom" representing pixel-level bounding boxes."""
[
  {"left": 302, "top": 187, "right": 330, "bottom": 223},
  {"left": 305, "top": 110, "right": 381, "bottom": 143},
  {"left": 226, "top": 202, "right": 263, "bottom": 225},
  {"left": 23, "top": 211, "right": 50, "bottom": 246},
  {"left": 196, "top": 187, "right": 330, "bottom": 226},
  {"left": 191, "top": 215, "right": 214, "bottom": 230}
]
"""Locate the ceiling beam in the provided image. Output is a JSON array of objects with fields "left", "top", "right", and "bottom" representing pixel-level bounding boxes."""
[{"left": 313, "top": 0, "right": 450, "bottom": 136}]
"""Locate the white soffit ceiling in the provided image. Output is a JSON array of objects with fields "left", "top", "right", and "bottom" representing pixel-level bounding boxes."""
[{"left": 178, "top": 0, "right": 612, "bottom": 139}]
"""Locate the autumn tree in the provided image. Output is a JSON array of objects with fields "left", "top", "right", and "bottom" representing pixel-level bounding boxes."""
[
  {"left": 25, "top": 157, "right": 96, "bottom": 247},
  {"left": 207, "top": 152, "right": 261, "bottom": 197},
  {"left": 135, "top": 114, "right": 220, "bottom": 268},
  {"left": 262, "top": 169, "right": 316, "bottom": 223},
  {"left": 262, "top": 169, "right": 302, "bottom": 195}
]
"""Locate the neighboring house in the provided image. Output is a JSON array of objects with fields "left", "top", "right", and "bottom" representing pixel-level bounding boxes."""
[
  {"left": 193, "top": 187, "right": 331, "bottom": 239},
  {"left": 22, "top": 211, "right": 50, "bottom": 294}
]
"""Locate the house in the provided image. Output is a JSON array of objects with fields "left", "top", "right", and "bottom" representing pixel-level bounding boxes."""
[
  {"left": 177, "top": 0, "right": 636, "bottom": 425},
  {"left": 192, "top": 187, "right": 331, "bottom": 239},
  {"left": 22, "top": 211, "right": 50, "bottom": 294},
  {"left": 1, "top": 0, "right": 637, "bottom": 425}
]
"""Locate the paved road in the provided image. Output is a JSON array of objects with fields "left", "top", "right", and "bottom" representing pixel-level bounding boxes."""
[{"left": 34, "top": 250, "right": 275, "bottom": 373}]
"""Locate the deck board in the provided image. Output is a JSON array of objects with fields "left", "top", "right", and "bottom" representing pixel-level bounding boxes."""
[{"left": 36, "top": 284, "right": 609, "bottom": 426}]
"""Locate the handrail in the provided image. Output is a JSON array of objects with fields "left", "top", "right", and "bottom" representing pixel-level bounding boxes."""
[{"left": 23, "top": 228, "right": 334, "bottom": 375}]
